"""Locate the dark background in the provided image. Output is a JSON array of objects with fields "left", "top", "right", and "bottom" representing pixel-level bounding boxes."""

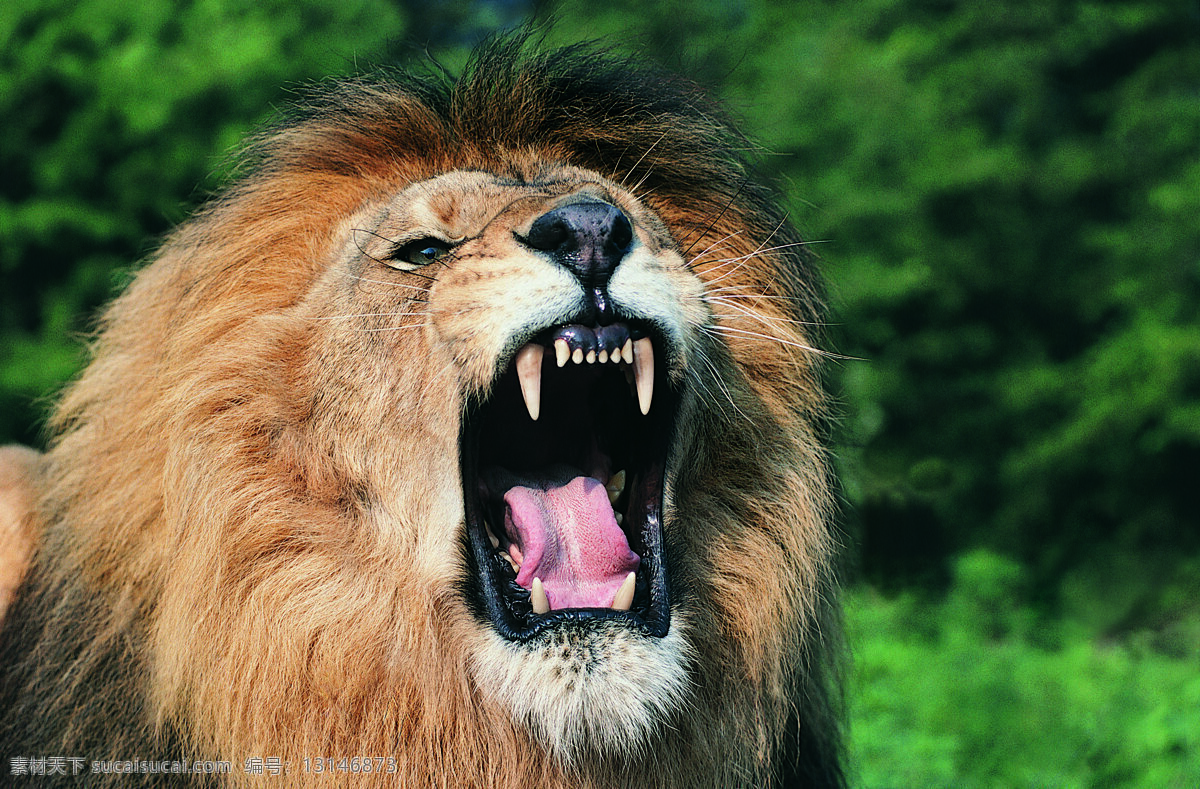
[{"left": 2, "top": 0, "right": 1197, "bottom": 783}]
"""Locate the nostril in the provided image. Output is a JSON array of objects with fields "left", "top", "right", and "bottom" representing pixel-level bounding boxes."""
[
  {"left": 524, "top": 212, "right": 573, "bottom": 254},
  {"left": 607, "top": 211, "right": 633, "bottom": 255}
]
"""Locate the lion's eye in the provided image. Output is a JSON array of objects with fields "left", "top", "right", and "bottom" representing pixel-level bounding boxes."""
[{"left": 390, "top": 237, "right": 454, "bottom": 267}]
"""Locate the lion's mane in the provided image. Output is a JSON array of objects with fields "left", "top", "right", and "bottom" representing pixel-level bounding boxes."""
[{"left": 0, "top": 37, "right": 843, "bottom": 787}]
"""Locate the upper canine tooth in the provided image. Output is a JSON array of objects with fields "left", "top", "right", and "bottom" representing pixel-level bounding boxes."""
[
  {"left": 516, "top": 343, "right": 543, "bottom": 421},
  {"left": 554, "top": 338, "right": 570, "bottom": 368},
  {"left": 531, "top": 577, "right": 550, "bottom": 614},
  {"left": 612, "top": 571, "right": 636, "bottom": 611},
  {"left": 633, "top": 337, "right": 654, "bottom": 415}
]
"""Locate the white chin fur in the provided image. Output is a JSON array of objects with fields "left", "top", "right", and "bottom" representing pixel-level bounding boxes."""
[{"left": 471, "top": 617, "right": 692, "bottom": 763}]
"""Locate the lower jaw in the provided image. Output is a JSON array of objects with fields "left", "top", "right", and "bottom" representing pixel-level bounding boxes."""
[{"left": 460, "top": 462, "right": 671, "bottom": 643}]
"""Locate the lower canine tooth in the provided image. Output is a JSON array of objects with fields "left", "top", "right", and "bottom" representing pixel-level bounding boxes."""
[
  {"left": 515, "top": 343, "right": 543, "bottom": 421},
  {"left": 606, "top": 469, "right": 626, "bottom": 505},
  {"left": 633, "top": 337, "right": 654, "bottom": 415},
  {"left": 612, "top": 572, "right": 636, "bottom": 611},
  {"left": 531, "top": 577, "right": 550, "bottom": 614}
]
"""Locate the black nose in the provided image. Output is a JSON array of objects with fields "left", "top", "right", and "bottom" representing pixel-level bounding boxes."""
[{"left": 522, "top": 201, "right": 634, "bottom": 290}]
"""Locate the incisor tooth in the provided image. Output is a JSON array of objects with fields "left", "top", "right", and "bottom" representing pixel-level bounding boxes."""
[
  {"left": 633, "top": 337, "right": 654, "bottom": 415},
  {"left": 531, "top": 577, "right": 550, "bottom": 615},
  {"left": 606, "top": 469, "right": 626, "bottom": 505},
  {"left": 554, "top": 338, "right": 570, "bottom": 368},
  {"left": 571, "top": 348, "right": 584, "bottom": 365},
  {"left": 515, "top": 343, "right": 543, "bottom": 421},
  {"left": 598, "top": 349, "right": 609, "bottom": 364},
  {"left": 612, "top": 572, "right": 636, "bottom": 611},
  {"left": 586, "top": 349, "right": 596, "bottom": 364}
]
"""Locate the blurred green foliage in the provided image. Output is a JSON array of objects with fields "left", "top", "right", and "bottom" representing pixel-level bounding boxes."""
[
  {"left": 2, "top": 0, "right": 1197, "bottom": 784},
  {"left": 850, "top": 551, "right": 1200, "bottom": 787},
  {"left": 0, "top": 0, "right": 405, "bottom": 443}
]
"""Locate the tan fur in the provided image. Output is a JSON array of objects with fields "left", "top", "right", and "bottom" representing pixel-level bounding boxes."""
[
  {"left": 0, "top": 40, "right": 842, "bottom": 787},
  {"left": 0, "top": 445, "right": 39, "bottom": 619}
]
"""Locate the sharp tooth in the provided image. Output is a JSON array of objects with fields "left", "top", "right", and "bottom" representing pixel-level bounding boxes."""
[
  {"left": 612, "top": 572, "right": 636, "bottom": 611},
  {"left": 606, "top": 469, "right": 626, "bottom": 505},
  {"left": 614, "top": 512, "right": 624, "bottom": 526},
  {"left": 554, "top": 338, "right": 570, "bottom": 368},
  {"left": 622, "top": 338, "right": 633, "bottom": 363},
  {"left": 610, "top": 346, "right": 622, "bottom": 363},
  {"left": 633, "top": 337, "right": 654, "bottom": 415},
  {"left": 486, "top": 524, "right": 500, "bottom": 548},
  {"left": 531, "top": 577, "right": 550, "bottom": 614},
  {"left": 571, "top": 347, "right": 584, "bottom": 365},
  {"left": 516, "top": 343, "right": 543, "bottom": 421}
]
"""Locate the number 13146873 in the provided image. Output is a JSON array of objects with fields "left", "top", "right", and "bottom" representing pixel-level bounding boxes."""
[{"left": 302, "top": 757, "right": 398, "bottom": 774}]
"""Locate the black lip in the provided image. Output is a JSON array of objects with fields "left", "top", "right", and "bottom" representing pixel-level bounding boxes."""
[{"left": 459, "top": 323, "right": 676, "bottom": 642}]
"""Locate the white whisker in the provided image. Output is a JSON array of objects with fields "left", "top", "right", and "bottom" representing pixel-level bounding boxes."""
[
  {"left": 356, "top": 323, "right": 427, "bottom": 333},
  {"left": 703, "top": 323, "right": 848, "bottom": 360},
  {"left": 618, "top": 131, "right": 669, "bottom": 188},
  {"left": 338, "top": 271, "right": 432, "bottom": 292},
  {"left": 693, "top": 239, "right": 814, "bottom": 276},
  {"left": 311, "top": 311, "right": 428, "bottom": 321},
  {"left": 685, "top": 230, "right": 744, "bottom": 268},
  {"left": 702, "top": 295, "right": 825, "bottom": 328},
  {"left": 689, "top": 345, "right": 752, "bottom": 424}
]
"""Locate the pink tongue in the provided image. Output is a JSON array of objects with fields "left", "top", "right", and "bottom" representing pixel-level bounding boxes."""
[{"left": 503, "top": 475, "right": 639, "bottom": 610}]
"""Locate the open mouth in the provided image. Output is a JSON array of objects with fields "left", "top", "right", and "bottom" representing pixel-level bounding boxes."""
[{"left": 461, "top": 320, "right": 676, "bottom": 642}]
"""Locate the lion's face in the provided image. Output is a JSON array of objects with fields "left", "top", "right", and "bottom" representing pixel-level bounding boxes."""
[{"left": 306, "top": 166, "right": 707, "bottom": 758}]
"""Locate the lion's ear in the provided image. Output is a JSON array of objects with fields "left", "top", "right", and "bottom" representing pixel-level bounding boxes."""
[{"left": 0, "top": 445, "right": 40, "bottom": 623}]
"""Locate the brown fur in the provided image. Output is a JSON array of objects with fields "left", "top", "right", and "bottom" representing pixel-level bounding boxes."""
[{"left": 0, "top": 38, "right": 843, "bottom": 786}]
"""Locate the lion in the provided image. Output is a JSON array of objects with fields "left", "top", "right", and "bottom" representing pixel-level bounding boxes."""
[{"left": 0, "top": 38, "right": 844, "bottom": 787}]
